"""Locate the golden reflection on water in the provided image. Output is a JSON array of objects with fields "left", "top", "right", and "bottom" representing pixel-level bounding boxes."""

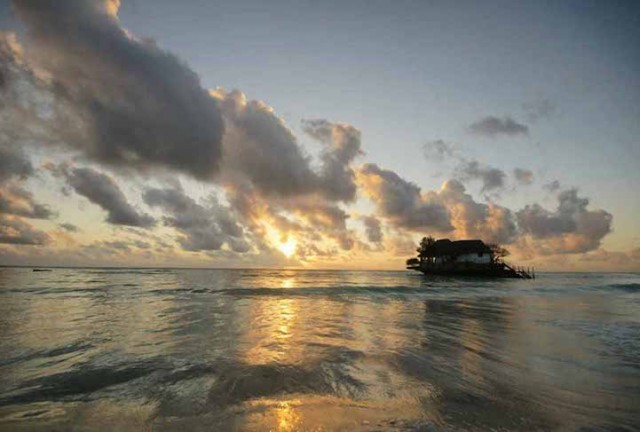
[
  {"left": 239, "top": 395, "right": 427, "bottom": 431},
  {"left": 242, "top": 297, "right": 299, "bottom": 365},
  {"left": 2, "top": 269, "right": 638, "bottom": 431},
  {"left": 280, "top": 276, "right": 295, "bottom": 289},
  {"left": 233, "top": 271, "right": 438, "bottom": 430},
  {"left": 275, "top": 400, "right": 301, "bottom": 432}
]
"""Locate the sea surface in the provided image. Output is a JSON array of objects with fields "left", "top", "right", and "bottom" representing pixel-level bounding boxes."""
[{"left": 0, "top": 268, "right": 638, "bottom": 431}]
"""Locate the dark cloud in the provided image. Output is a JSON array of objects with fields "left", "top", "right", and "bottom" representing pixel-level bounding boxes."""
[
  {"left": 516, "top": 188, "right": 612, "bottom": 254},
  {"left": 358, "top": 163, "right": 453, "bottom": 232},
  {"left": 513, "top": 168, "right": 534, "bottom": 185},
  {"left": 438, "top": 179, "right": 518, "bottom": 244},
  {"left": 422, "top": 139, "right": 455, "bottom": 162},
  {"left": 358, "top": 164, "right": 517, "bottom": 244},
  {"left": 422, "top": 139, "right": 533, "bottom": 193},
  {"left": 361, "top": 161, "right": 609, "bottom": 254},
  {"left": 543, "top": 180, "right": 561, "bottom": 193},
  {"left": 290, "top": 201, "right": 357, "bottom": 251},
  {"left": 0, "top": 111, "right": 54, "bottom": 243},
  {"left": 213, "top": 91, "right": 363, "bottom": 203},
  {"left": 0, "top": 147, "right": 53, "bottom": 220},
  {"left": 3, "top": 6, "right": 369, "bottom": 261},
  {"left": 0, "top": 4, "right": 618, "bottom": 265},
  {"left": 0, "top": 184, "right": 53, "bottom": 219},
  {"left": 63, "top": 167, "right": 154, "bottom": 227},
  {"left": 133, "top": 240, "right": 151, "bottom": 249},
  {"left": 303, "top": 119, "right": 363, "bottom": 202},
  {"left": 0, "top": 147, "right": 33, "bottom": 182},
  {"left": 214, "top": 90, "right": 315, "bottom": 197},
  {"left": 468, "top": 116, "right": 529, "bottom": 138},
  {"left": 201, "top": 92, "right": 367, "bottom": 256},
  {"left": 8, "top": 0, "right": 224, "bottom": 180},
  {"left": 143, "top": 186, "right": 249, "bottom": 253},
  {"left": 58, "top": 222, "right": 79, "bottom": 232},
  {"left": 456, "top": 160, "right": 506, "bottom": 192},
  {"left": 0, "top": 215, "right": 50, "bottom": 245},
  {"left": 361, "top": 215, "right": 383, "bottom": 244}
]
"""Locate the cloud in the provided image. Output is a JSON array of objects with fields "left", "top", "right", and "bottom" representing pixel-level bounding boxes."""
[
  {"left": 303, "top": 119, "right": 363, "bottom": 202},
  {"left": 0, "top": 126, "right": 54, "bottom": 243},
  {"left": 361, "top": 215, "right": 383, "bottom": 244},
  {"left": 516, "top": 188, "right": 612, "bottom": 254},
  {"left": 289, "top": 201, "right": 357, "bottom": 251},
  {"left": 0, "top": 215, "right": 50, "bottom": 245},
  {"left": 361, "top": 162, "right": 609, "bottom": 254},
  {"left": 219, "top": 179, "right": 361, "bottom": 258},
  {"left": 358, "top": 163, "right": 453, "bottom": 232},
  {"left": 421, "top": 138, "right": 531, "bottom": 194},
  {"left": 523, "top": 99, "right": 556, "bottom": 122},
  {"left": 7, "top": 0, "right": 225, "bottom": 180},
  {"left": 62, "top": 166, "right": 154, "bottom": 227},
  {"left": 543, "top": 180, "right": 561, "bottom": 193},
  {"left": 0, "top": 147, "right": 33, "bottom": 182},
  {"left": 193, "top": 92, "right": 367, "bottom": 257},
  {"left": 456, "top": 160, "right": 506, "bottom": 192},
  {"left": 0, "top": 147, "right": 53, "bottom": 220},
  {"left": 212, "top": 89, "right": 318, "bottom": 197},
  {"left": 358, "top": 164, "right": 518, "bottom": 244},
  {"left": 468, "top": 116, "right": 529, "bottom": 138},
  {"left": 58, "top": 222, "right": 79, "bottom": 232},
  {"left": 438, "top": 179, "right": 517, "bottom": 244},
  {"left": 0, "top": 4, "right": 619, "bottom": 267},
  {"left": 0, "top": 183, "right": 53, "bottom": 219},
  {"left": 422, "top": 139, "right": 455, "bottom": 162},
  {"left": 143, "top": 185, "right": 249, "bottom": 253},
  {"left": 3, "top": 6, "right": 368, "bottom": 262},
  {"left": 213, "top": 90, "right": 363, "bottom": 202},
  {"left": 513, "top": 168, "right": 534, "bottom": 185}
]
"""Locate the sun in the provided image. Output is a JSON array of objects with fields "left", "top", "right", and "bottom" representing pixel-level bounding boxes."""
[{"left": 278, "top": 238, "right": 297, "bottom": 258}]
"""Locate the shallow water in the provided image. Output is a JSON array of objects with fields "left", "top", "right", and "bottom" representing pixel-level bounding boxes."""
[{"left": 0, "top": 268, "right": 639, "bottom": 431}]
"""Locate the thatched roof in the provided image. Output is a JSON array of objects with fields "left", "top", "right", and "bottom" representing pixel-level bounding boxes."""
[{"left": 424, "top": 239, "right": 492, "bottom": 257}]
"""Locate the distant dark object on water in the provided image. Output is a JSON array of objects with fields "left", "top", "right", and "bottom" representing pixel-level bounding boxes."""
[
  {"left": 32, "top": 268, "right": 52, "bottom": 272},
  {"left": 407, "top": 237, "right": 534, "bottom": 279}
]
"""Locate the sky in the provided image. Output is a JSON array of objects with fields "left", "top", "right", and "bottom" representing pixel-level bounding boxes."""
[{"left": 0, "top": 0, "right": 639, "bottom": 271}]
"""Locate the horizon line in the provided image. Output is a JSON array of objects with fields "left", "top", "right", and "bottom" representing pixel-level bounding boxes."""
[{"left": 0, "top": 264, "right": 637, "bottom": 275}]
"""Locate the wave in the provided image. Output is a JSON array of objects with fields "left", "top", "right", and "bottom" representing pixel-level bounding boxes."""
[
  {"left": 0, "top": 341, "right": 94, "bottom": 367},
  {"left": 219, "top": 285, "right": 481, "bottom": 298},
  {"left": 0, "top": 363, "right": 156, "bottom": 407},
  {"left": 607, "top": 283, "right": 640, "bottom": 292}
]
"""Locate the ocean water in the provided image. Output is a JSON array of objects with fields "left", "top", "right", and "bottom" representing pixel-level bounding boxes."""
[{"left": 0, "top": 268, "right": 638, "bottom": 432}]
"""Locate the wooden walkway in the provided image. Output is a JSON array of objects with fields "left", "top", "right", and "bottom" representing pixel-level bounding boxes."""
[{"left": 504, "top": 262, "right": 535, "bottom": 279}]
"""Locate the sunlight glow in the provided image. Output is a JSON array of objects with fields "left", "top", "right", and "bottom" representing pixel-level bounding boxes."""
[{"left": 278, "top": 238, "right": 297, "bottom": 258}]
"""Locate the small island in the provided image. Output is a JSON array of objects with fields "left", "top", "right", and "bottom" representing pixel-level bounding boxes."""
[{"left": 406, "top": 237, "right": 534, "bottom": 279}]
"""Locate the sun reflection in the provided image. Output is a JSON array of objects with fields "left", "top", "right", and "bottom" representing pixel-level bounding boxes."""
[
  {"left": 276, "top": 401, "right": 301, "bottom": 431},
  {"left": 281, "top": 277, "right": 295, "bottom": 289},
  {"left": 242, "top": 297, "right": 298, "bottom": 365}
]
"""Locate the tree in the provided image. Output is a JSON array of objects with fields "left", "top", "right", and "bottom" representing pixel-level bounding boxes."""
[
  {"left": 417, "top": 236, "right": 436, "bottom": 263},
  {"left": 406, "top": 257, "right": 420, "bottom": 267},
  {"left": 488, "top": 243, "right": 510, "bottom": 263}
]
